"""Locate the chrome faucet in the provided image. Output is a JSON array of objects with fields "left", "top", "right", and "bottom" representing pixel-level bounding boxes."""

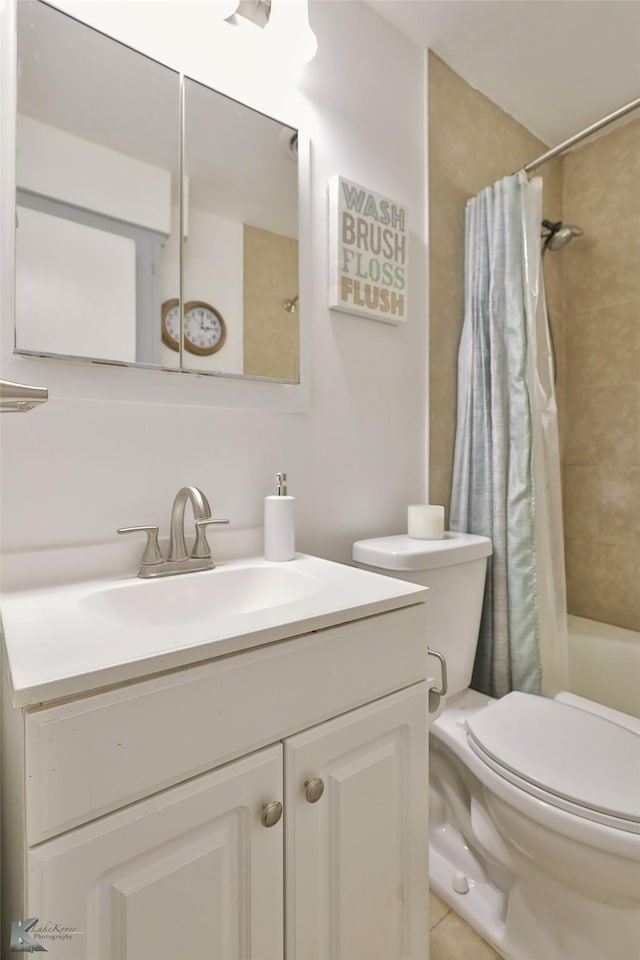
[
  {"left": 169, "top": 485, "right": 212, "bottom": 562},
  {"left": 118, "top": 485, "right": 229, "bottom": 578}
]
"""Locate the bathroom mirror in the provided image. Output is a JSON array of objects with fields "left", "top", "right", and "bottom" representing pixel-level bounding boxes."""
[
  {"left": 181, "top": 78, "right": 299, "bottom": 381},
  {"left": 15, "top": 1, "right": 301, "bottom": 384},
  {"left": 15, "top": 0, "right": 181, "bottom": 369}
]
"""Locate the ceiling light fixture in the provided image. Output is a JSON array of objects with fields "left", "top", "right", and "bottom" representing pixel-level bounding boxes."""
[
  {"left": 211, "top": 0, "right": 241, "bottom": 20},
  {"left": 262, "top": 0, "right": 318, "bottom": 65}
]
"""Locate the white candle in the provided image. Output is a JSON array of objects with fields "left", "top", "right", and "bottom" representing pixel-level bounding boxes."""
[{"left": 407, "top": 504, "right": 445, "bottom": 540}]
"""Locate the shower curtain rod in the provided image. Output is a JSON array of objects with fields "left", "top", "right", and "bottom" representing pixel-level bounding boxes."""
[{"left": 522, "top": 96, "right": 640, "bottom": 173}]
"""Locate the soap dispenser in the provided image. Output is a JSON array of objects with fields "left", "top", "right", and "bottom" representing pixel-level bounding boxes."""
[{"left": 264, "top": 472, "right": 295, "bottom": 561}]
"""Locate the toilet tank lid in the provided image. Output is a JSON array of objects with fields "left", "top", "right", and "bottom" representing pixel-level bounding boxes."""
[{"left": 352, "top": 531, "right": 492, "bottom": 571}]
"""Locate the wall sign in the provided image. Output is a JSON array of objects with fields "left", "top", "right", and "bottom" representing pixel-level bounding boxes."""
[{"left": 328, "top": 175, "right": 408, "bottom": 324}]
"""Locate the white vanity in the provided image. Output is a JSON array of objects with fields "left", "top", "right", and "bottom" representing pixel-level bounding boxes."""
[{"left": 1, "top": 548, "right": 428, "bottom": 959}]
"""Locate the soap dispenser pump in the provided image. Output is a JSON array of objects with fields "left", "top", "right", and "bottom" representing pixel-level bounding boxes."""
[{"left": 264, "top": 472, "right": 295, "bottom": 561}]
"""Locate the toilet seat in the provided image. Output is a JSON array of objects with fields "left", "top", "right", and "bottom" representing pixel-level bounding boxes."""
[{"left": 465, "top": 692, "right": 640, "bottom": 834}]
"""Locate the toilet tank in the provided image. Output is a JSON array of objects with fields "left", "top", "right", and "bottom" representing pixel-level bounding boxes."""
[{"left": 352, "top": 532, "right": 492, "bottom": 697}]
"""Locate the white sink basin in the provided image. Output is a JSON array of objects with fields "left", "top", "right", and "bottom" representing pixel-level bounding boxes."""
[
  {"left": 83, "top": 564, "right": 323, "bottom": 627},
  {"left": 1, "top": 553, "right": 427, "bottom": 707}
]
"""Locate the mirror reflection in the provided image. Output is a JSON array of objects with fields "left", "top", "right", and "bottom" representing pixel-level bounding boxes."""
[
  {"left": 15, "top": 1, "right": 301, "bottom": 383},
  {"left": 181, "top": 78, "right": 299, "bottom": 381},
  {"left": 15, "top": 0, "right": 181, "bottom": 368}
]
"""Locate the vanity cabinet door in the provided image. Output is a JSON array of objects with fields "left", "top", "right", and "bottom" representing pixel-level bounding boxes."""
[
  {"left": 27, "top": 746, "right": 283, "bottom": 960},
  {"left": 284, "top": 683, "right": 428, "bottom": 960}
]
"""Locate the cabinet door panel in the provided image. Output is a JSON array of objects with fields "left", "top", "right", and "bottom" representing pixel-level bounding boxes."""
[
  {"left": 27, "top": 746, "right": 283, "bottom": 960},
  {"left": 284, "top": 684, "right": 428, "bottom": 960}
]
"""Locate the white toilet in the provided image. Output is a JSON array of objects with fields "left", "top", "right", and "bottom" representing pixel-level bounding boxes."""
[{"left": 353, "top": 532, "right": 640, "bottom": 960}]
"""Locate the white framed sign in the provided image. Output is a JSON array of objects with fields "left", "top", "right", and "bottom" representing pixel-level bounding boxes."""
[{"left": 328, "top": 175, "right": 408, "bottom": 324}]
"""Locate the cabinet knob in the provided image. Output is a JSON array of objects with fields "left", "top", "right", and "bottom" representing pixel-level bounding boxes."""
[
  {"left": 304, "top": 778, "right": 325, "bottom": 803},
  {"left": 261, "top": 801, "right": 283, "bottom": 828}
]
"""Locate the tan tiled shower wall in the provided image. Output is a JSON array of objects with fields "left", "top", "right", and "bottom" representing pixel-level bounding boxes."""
[
  {"left": 243, "top": 225, "right": 299, "bottom": 381},
  {"left": 562, "top": 120, "right": 640, "bottom": 631},
  {"left": 428, "top": 56, "right": 638, "bottom": 631}
]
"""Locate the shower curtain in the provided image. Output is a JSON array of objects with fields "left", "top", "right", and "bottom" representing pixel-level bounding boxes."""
[{"left": 450, "top": 172, "right": 569, "bottom": 699}]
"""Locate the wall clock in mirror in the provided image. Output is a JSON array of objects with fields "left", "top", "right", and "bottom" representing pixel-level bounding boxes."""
[{"left": 161, "top": 299, "right": 227, "bottom": 355}]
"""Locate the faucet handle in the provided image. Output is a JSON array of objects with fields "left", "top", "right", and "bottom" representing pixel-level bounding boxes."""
[
  {"left": 117, "top": 525, "right": 164, "bottom": 566},
  {"left": 193, "top": 517, "right": 230, "bottom": 560}
]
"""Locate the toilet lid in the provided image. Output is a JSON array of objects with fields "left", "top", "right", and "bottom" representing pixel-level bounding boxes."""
[{"left": 466, "top": 692, "right": 640, "bottom": 830}]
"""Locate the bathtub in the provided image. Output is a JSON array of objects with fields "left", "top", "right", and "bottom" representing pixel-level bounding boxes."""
[{"left": 567, "top": 614, "right": 640, "bottom": 719}]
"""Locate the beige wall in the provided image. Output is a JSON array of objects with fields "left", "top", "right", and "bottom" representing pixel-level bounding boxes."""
[
  {"left": 562, "top": 120, "right": 640, "bottom": 631},
  {"left": 243, "top": 224, "right": 299, "bottom": 381},
  {"left": 428, "top": 53, "right": 639, "bottom": 632},
  {"left": 428, "top": 53, "right": 564, "bottom": 519}
]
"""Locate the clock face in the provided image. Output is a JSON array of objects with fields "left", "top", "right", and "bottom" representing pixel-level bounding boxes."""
[
  {"left": 184, "top": 302, "right": 226, "bottom": 355},
  {"left": 162, "top": 301, "right": 181, "bottom": 349},
  {"left": 161, "top": 300, "right": 226, "bottom": 356}
]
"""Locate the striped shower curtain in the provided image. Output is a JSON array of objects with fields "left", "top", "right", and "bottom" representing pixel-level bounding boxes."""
[{"left": 450, "top": 172, "right": 568, "bottom": 699}]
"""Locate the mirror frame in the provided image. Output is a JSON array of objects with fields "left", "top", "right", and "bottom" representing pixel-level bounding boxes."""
[{"left": 6, "top": 2, "right": 310, "bottom": 413}]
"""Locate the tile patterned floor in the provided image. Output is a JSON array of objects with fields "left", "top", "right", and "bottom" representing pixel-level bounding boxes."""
[{"left": 429, "top": 890, "right": 502, "bottom": 960}]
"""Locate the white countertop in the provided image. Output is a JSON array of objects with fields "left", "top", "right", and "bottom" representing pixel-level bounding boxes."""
[{"left": 1, "top": 551, "right": 427, "bottom": 708}]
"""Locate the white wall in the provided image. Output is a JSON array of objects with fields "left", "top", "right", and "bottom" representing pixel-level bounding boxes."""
[
  {"left": 182, "top": 205, "right": 244, "bottom": 375},
  {"left": 15, "top": 205, "right": 137, "bottom": 359},
  {"left": 0, "top": 0, "right": 427, "bottom": 566},
  {"left": 160, "top": 205, "right": 244, "bottom": 375},
  {"left": 17, "top": 115, "right": 172, "bottom": 235}
]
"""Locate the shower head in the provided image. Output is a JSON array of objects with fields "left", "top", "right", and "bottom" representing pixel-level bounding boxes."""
[
  {"left": 542, "top": 219, "right": 583, "bottom": 251},
  {"left": 283, "top": 295, "right": 298, "bottom": 314},
  {"left": 546, "top": 224, "right": 583, "bottom": 250}
]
